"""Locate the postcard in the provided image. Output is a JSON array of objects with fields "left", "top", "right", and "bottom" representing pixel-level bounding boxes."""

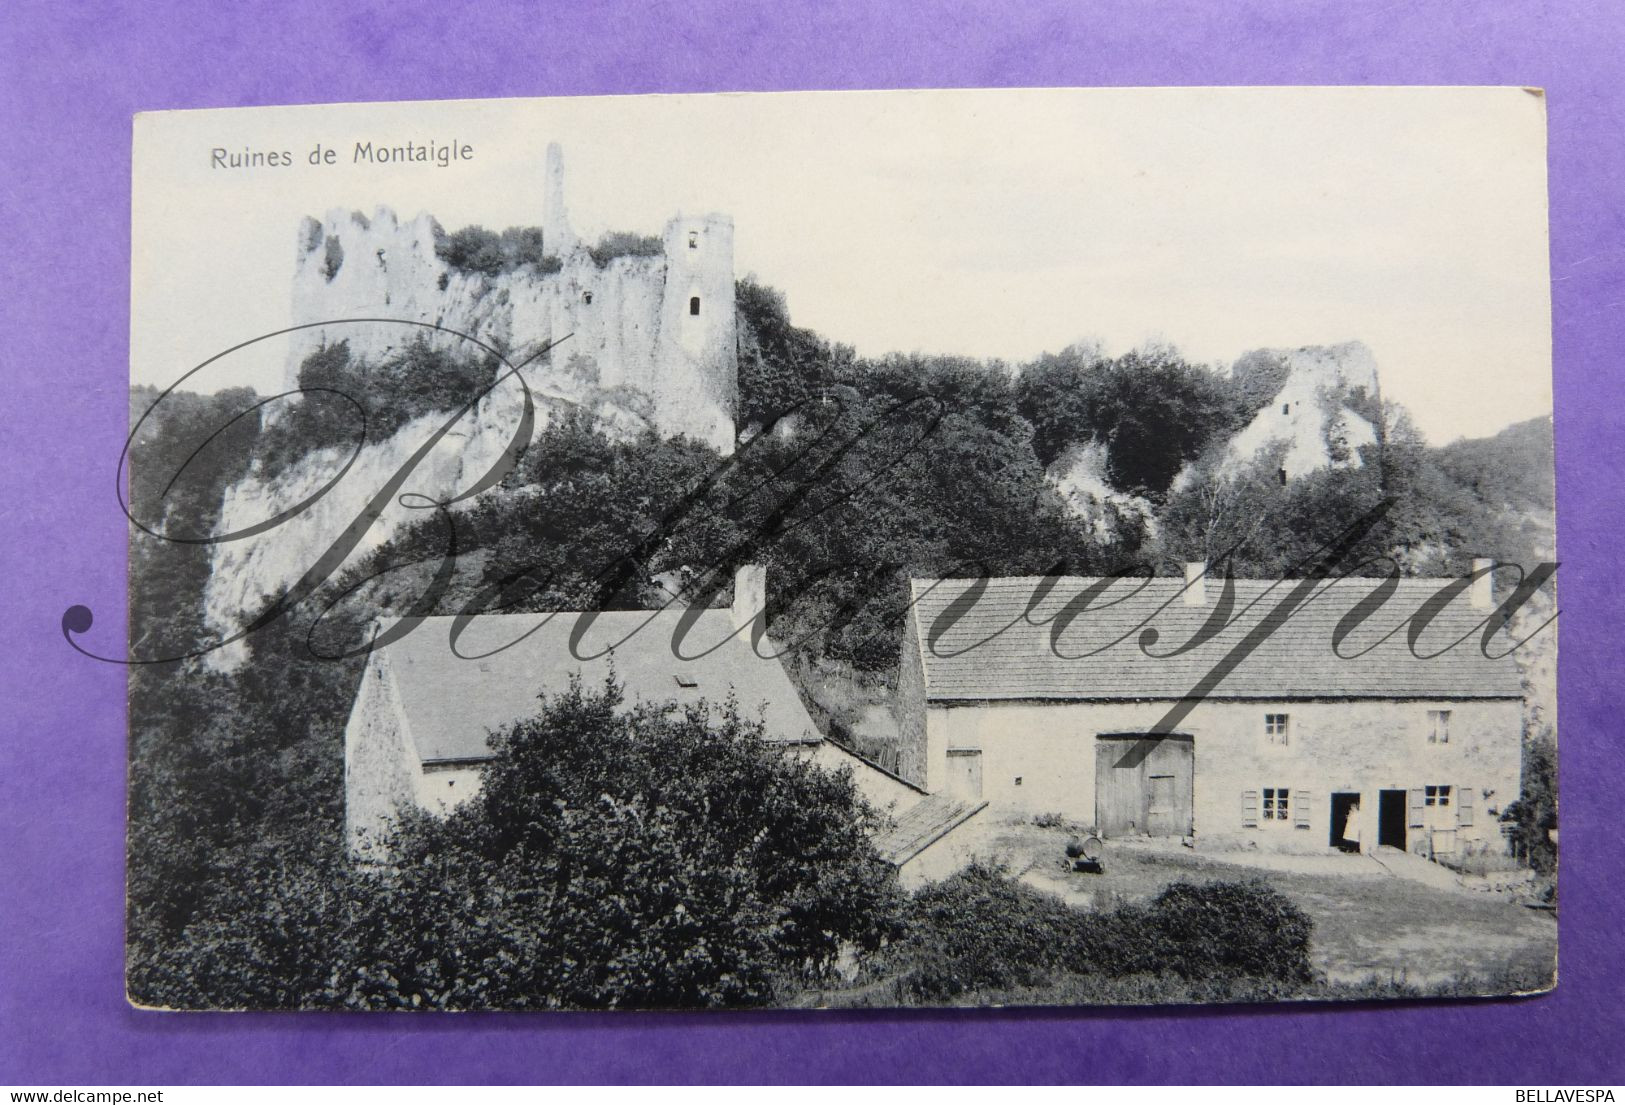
[{"left": 120, "top": 88, "right": 1557, "bottom": 1010}]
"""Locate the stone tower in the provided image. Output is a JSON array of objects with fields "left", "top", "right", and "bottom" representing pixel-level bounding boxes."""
[
  {"left": 655, "top": 212, "right": 738, "bottom": 453},
  {"left": 543, "top": 141, "right": 577, "bottom": 256}
]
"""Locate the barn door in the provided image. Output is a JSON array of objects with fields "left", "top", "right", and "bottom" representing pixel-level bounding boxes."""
[
  {"left": 1095, "top": 736, "right": 1145, "bottom": 835},
  {"left": 1095, "top": 734, "right": 1193, "bottom": 837}
]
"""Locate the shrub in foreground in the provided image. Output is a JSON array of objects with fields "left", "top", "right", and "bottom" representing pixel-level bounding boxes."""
[{"left": 882, "top": 864, "right": 1315, "bottom": 1003}]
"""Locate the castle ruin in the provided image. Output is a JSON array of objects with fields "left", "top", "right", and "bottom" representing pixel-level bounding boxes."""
[{"left": 285, "top": 142, "right": 738, "bottom": 453}]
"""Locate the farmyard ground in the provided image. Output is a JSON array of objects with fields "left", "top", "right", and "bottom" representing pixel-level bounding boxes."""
[{"left": 996, "top": 822, "right": 1557, "bottom": 989}]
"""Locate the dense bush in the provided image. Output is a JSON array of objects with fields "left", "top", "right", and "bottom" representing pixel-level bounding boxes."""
[
  {"left": 129, "top": 673, "right": 904, "bottom": 1010},
  {"left": 588, "top": 231, "right": 663, "bottom": 267},
  {"left": 882, "top": 864, "right": 1315, "bottom": 1003},
  {"left": 435, "top": 224, "right": 559, "bottom": 275},
  {"left": 1124, "top": 879, "right": 1315, "bottom": 983},
  {"left": 1014, "top": 343, "right": 1247, "bottom": 496},
  {"left": 736, "top": 278, "right": 853, "bottom": 427},
  {"left": 253, "top": 338, "right": 501, "bottom": 480},
  {"left": 1229, "top": 349, "right": 1294, "bottom": 419}
]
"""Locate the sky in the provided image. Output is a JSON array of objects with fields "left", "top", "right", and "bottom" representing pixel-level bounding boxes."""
[{"left": 131, "top": 87, "right": 1552, "bottom": 445}]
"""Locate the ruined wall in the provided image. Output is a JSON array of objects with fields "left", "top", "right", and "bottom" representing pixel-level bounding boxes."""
[
  {"left": 921, "top": 697, "right": 1523, "bottom": 854},
  {"left": 284, "top": 206, "right": 735, "bottom": 451},
  {"left": 652, "top": 214, "right": 738, "bottom": 449}
]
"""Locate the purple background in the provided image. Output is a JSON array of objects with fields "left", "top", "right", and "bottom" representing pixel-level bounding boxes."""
[{"left": 2, "top": 0, "right": 1621, "bottom": 1085}]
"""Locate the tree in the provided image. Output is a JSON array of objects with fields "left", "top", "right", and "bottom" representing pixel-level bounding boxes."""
[
  {"left": 1504, "top": 731, "right": 1557, "bottom": 876},
  {"left": 1012, "top": 341, "right": 1108, "bottom": 467},
  {"left": 735, "top": 277, "right": 852, "bottom": 428},
  {"left": 346, "top": 678, "right": 904, "bottom": 1009},
  {"left": 1015, "top": 344, "right": 1246, "bottom": 497}
]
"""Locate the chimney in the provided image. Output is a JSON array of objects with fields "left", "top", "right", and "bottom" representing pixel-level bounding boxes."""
[
  {"left": 733, "top": 563, "right": 767, "bottom": 630},
  {"left": 1183, "top": 562, "right": 1207, "bottom": 606},
  {"left": 1469, "top": 557, "right": 1495, "bottom": 611}
]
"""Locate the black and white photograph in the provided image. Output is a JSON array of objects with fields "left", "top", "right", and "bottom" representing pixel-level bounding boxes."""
[{"left": 123, "top": 88, "right": 1558, "bottom": 1011}]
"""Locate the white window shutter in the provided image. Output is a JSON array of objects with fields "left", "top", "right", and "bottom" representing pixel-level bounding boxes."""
[
  {"left": 1242, "top": 789, "right": 1259, "bottom": 828},
  {"left": 1295, "top": 790, "right": 1311, "bottom": 828},
  {"left": 1458, "top": 786, "right": 1474, "bottom": 827},
  {"left": 1409, "top": 788, "right": 1426, "bottom": 828}
]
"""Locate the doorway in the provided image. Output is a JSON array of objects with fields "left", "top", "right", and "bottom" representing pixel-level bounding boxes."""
[
  {"left": 1378, "top": 789, "right": 1408, "bottom": 850},
  {"left": 946, "top": 748, "right": 983, "bottom": 800},
  {"left": 1330, "top": 792, "right": 1362, "bottom": 852}
]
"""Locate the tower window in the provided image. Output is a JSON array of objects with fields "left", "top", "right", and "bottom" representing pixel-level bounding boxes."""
[
  {"left": 690, "top": 296, "right": 701, "bottom": 316},
  {"left": 1278, "top": 468, "right": 1288, "bottom": 486},
  {"left": 583, "top": 291, "right": 592, "bottom": 305},
  {"left": 688, "top": 231, "right": 699, "bottom": 249},
  {"left": 1282, "top": 403, "right": 1290, "bottom": 414}
]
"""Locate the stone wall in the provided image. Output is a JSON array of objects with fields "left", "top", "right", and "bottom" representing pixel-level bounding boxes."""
[
  {"left": 894, "top": 599, "right": 930, "bottom": 787},
  {"left": 342, "top": 647, "right": 421, "bottom": 858},
  {"left": 796, "top": 740, "right": 928, "bottom": 817}
]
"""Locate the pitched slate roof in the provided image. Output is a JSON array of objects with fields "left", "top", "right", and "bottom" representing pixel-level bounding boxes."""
[
  {"left": 908, "top": 575, "right": 1526, "bottom": 702},
  {"left": 874, "top": 794, "right": 988, "bottom": 866},
  {"left": 378, "top": 610, "right": 823, "bottom": 764}
]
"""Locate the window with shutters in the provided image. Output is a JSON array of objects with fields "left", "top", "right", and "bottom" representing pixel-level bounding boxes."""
[
  {"left": 1427, "top": 709, "right": 1451, "bottom": 744},
  {"left": 1242, "top": 789, "right": 1259, "bottom": 828},
  {"left": 1264, "top": 713, "right": 1290, "bottom": 745},
  {"left": 1262, "top": 786, "right": 1290, "bottom": 822}
]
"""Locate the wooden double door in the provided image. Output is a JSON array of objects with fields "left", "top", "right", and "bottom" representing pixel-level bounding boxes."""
[{"left": 1094, "top": 734, "right": 1194, "bottom": 837}]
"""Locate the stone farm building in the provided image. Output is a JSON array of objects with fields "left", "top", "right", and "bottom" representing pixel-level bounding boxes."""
[
  {"left": 895, "top": 563, "right": 1527, "bottom": 859},
  {"left": 343, "top": 567, "right": 980, "bottom": 888}
]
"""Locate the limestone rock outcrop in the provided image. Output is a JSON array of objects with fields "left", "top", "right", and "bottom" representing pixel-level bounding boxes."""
[
  {"left": 201, "top": 143, "right": 739, "bottom": 668},
  {"left": 1219, "top": 341, "right": 1382, "bottom": 482}
]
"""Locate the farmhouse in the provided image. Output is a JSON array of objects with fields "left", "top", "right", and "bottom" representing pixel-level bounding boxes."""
[
  {"left": 342, "top": 566, "right": 974, "bottom": 886},
  {"left": 895, "top": 562, "right": 1527, "bottom": 858}
]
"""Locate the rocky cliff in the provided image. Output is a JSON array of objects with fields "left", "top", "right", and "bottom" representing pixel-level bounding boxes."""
[
  {"left": 202, "top": 373, "right": 560, "bottom": 670},
  {"left": 1219, "top": 341, "right": 1382, "bottom": 481},
  {"left": 1046, "top": 440, "right": 1157, "bottom": 543},
  {"left": 202, "top": 146, "right": 740, "bottom": 668}
]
